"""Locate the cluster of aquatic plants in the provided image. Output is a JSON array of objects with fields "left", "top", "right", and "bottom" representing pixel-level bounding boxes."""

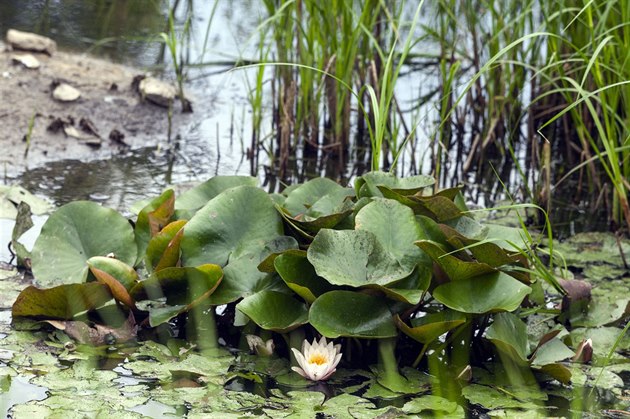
[{"left": 11, "top": 172, "right": 628, "bottom": 408}]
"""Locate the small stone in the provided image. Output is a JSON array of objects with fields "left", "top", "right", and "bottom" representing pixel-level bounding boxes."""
[
  {"left": 11, "top": 53, "right": 40, "bottom": 69},
  {"left": 138, "top": 77, "right": 177, "bottom": 107},
  {"left": 52, "top": 83, "right": 81, "bottom": 102},
  {"left": 6, "top": 29, "right": 56, "bottom": 55}
]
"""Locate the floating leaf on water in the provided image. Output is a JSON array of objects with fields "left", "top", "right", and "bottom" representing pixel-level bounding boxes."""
[
  {"left": 402, "top": 395, "right": 459, "bottom": 414},
  {"left": 30, "top": 201, "right": 137, "bottom": 286},
  {"left": 0, "top": 185, "right": 54, "bottom": 218},
  {"left": 462, "top": 383, "right": 542, "bottom": 410}
]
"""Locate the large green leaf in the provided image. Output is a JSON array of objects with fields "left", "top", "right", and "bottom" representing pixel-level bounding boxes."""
[
  {"left": 12, "top": 283, "right": 113, "bottom": 320},
  {"left": 415, "top": 240, "right": 497, "bottom": 281},
  {"left": 309, "top": 291, "right": 397, "bottom": 338},
  {"left": 175, "top": 176, "right": 258, "bottom": 215},
  {"left": 236, "top": 290, "right": 309, "bottom": 332},
  {"left": 280, "top": 179, "right": 355, "bottom": 234},
  {"left": 355, "top": 198, "right": 428, "bottom": 268},
  {"left": 396, "top": 310, "right": 468, "bottom": 344},
  {"left": 433, "top": 272, "right": 531, "bottom": 313},
  {"left": 131, "top": 264, "right": 223, "bottom": 327},
  {"left": 180, "top": 185, "right": 283, "bottom": 267},
  {"left": 31, "top": 201, "right": 137, "bottom": 286},
  {"left": 282, "top": 177, "right": 348, "bottom": 216},
  {"left": 379, "top": 187, "right": 463, "bottom": 221},
  {"left": 131, "top": 264, "right": 223, "bottom": 306},
  {"left": 274, "top": 250, "right": 334, "bottom": 303},
  {"left": 355, "top": 171, "right": 435, "bottom": 198},
  {"left": 257, "top": 236, "right": 300, "bottom": 273},
  {"left": 485, "top": 312, "right": 530, "bottom": 364},
  {"left": 208, "top": 253, "right": 283, "bottom": 305},
  {"left": 308, "top": 229, "right": 408, "bottom": 287},
  {"left": 530, "top": 338, "right": 575, "bottom": 367}
]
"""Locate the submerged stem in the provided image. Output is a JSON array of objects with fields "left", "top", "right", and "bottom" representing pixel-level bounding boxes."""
[
  {"left": 377, "top": 337, "right": 408, "bottom": 391},
  {"left": 188, "top": 300, "right": 218, "bottom": 352}
]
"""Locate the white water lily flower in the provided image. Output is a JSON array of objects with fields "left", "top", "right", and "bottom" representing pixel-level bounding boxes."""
[{"left": 291, "top": 336, "right": 342, "bottom": 381}]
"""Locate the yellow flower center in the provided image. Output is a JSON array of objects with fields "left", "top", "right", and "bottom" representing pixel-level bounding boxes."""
[{"left": 308, "top": 353, "right": 328, "bottom": 365}]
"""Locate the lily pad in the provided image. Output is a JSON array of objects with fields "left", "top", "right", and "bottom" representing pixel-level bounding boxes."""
[
  {"left": 279, "top": 181, "right": 356, "bottom": 235},
  {"left": 462, "top": 384, "right": 542, "bottom": 410},
  {"left": 309, "top": 290, "right": 397, "bottom": 338},
  {"left": 181, "top": 185, "right": 283, "bottom": 267},
  {"left": 433, "top": 272, "right": 531, "bottom": 314},
  {"left": 396, "top": 310, "right": 468, "bottom": 344},
  {"left": 308, "top": 229, "right": 415, "bottom": 287},
  {"left": 530, "top": 338, "right": 574, "bottom": 367},
  {"left": 175, "top": 176, "right": 258, "bottom": 215},
  {"left": 207, "top": 252, "right": 283, "bottom": 305},
  {"left": 30, "top": 201, "right": 137, "bottom": 286},
  {"left": 402, "top": 395, "right": 460, "bottom": 414},
  {"left": 415, "top": 240, "right": 497, "bottom": 281},
  {"left": 257, "top": 235, "right": 300, "bottom": 273},
  {"left": 236, "top": 290, "right": 308, "bottom": 332},
  {"left": 355, "top": 171, "right": 435, "bottom": 197},
  {"left": 274, "top": 250, "right": 334, "bottom": 303},
  {"left": 12, "top": 283, "right": 113, "bottom": 320},
  {"left": 0, "top": 185, "right": 52, "bottom": 219},
  {"left": 282, "top": 177, "right": 351, "bottom": 216},
  {"left": 485, "top": 312, "right": 530, "bottom": 364},
  {"left": 356, "top": 198, "right": 428, "bottom": 265}
]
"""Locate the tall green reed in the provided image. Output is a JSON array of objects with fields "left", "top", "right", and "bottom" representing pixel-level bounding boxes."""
[{"left": 253, "top": 0, "right": 422, "bottom": 182}]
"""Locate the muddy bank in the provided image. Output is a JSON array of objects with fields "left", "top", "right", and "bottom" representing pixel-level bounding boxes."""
[{"left": 0, "top": 39, "right": 191, "bottom": 178}]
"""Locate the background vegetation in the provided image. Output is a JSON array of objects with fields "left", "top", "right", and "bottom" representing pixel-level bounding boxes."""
[{"left": 239, "top": 0, "right": 629, "bottom": 234}]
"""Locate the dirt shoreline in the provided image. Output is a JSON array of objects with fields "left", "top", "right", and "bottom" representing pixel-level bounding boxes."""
[{"left": 0, "top": 40, "right": 190, "bottom": 178}]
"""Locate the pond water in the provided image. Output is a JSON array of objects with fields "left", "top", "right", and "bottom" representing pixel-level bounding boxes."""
[{"left": 0, "top": 0, "right": 263, "bottom": 213}]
